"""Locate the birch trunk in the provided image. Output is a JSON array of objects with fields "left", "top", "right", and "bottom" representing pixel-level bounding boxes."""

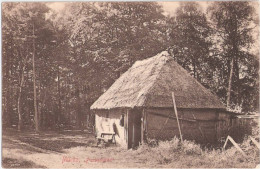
[
  {"left": 17, "top": 62, "right": 26, "bottom": 131},
  {"left": 17, "top": 46, "right": 28, "bottom": 131},
  {"left": 32, "top": 23, "right": 39, "bottom": 132},
  {"left": 226, "top": 58, "right": 234, "bottom": 108}
]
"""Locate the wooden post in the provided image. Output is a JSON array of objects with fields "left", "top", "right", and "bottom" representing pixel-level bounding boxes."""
[
  {"left": 141, "top": 109, "right": 144, "bottom": 144},
  {"left": 126, "top": 109, "right": 129, "bottom": 149},
  {"left": 223, "top": 135, "right": 246, "bottom": 157},
  {"left": 172, "top": 92, "right": 183, "bottom": 143},
  {"left": 250, "top": 136, "right": 260, "bottom": 149},
  {"left": 124, "top": 111, "right": 127, "bottom": 141},
  {"left": 145, "top": 110, "right": 147, "bottom": 138},
  {"left": 132, "top": 119, "right": 135, "bottom": 148}
]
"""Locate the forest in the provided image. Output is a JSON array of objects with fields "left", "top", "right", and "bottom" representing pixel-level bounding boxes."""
[{"left": 2, "top": 1, "right": 259, "bottom": 132}]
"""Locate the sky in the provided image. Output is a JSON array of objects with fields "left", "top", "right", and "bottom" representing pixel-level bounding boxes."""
[
  {"left": 47, "top": 1, "right": 209, "bottom": 17},
  {"left": 159, "top": 1, "right": 209, "bottom": 16},
  {"left": 47, "top": 2, "right": 66, "bottom": 12}
]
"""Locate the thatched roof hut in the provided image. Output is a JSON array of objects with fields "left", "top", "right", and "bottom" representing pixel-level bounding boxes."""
[
  {"left": 91, "top": 51, "right": 225, "bottom": 110},
  {"left": 91, "top": 51, "right": 231, "bottom": 149}
]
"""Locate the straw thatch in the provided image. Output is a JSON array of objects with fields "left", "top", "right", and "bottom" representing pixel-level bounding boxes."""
[{"left": 91, "top": 51, "right": 225, "bottom": 110}]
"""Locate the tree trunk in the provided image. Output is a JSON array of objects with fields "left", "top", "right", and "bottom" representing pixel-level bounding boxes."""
[
  {"left": 38, "top": 83, "right": 46, "bottom": 130},
  {"left": 193, "top": 60, "right": 196, "bottom": 79},
  {"left": 3, "top": 34, "right": 13, "bottom": 128},
  {"left": 17, "top": 46, "right": 28, "bottom": 131},
  {"left": 234, "top": 58, "right": 240, "bottom": 105},
  {"left": 65, "top": 75, "right": 69, "bottom": 127},
  {"left": 227, "top": 57, "right": 234, "bottom": 108},
  {"left": 17, "top": 64, "right": 26, "bottom": 131},
  {"left": 32, "top": 23, "right": 40, "bottom": 132},
  {"left": 3, "top": 87, "right": 11, "bottom": 128},
  {"left": 76, "top": 87, "right": 83, "bottom": 130},
  {"left": 227, "top": 12, "right": 239, "bottom": 109},
  {"left": 57, "top": 65, "right": 61, "bottom": 127},
  {"left": 3, "top": 55, "right": 11, "bottom": 128}
]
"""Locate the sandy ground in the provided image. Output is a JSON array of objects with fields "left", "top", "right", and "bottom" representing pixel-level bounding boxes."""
[{"left": 2, "top": 129, "right": 159, "bottom": 168}]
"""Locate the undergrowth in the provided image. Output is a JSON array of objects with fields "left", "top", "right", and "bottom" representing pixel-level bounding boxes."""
[{"left": 136, "top": 120, "right": 260, "bottom": 168}]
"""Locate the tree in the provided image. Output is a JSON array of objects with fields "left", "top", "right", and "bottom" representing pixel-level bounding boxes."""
[
  {"left": 2, "top": 2, "right": 60, "bottom": 131},
  {"left": 168, "top": 2, "right": 212, "bottom": 83},
  {"left": 208, "top": 2, "right": 257, "bottom": 109},
  {"left": 52, "top": 2, "right": 168, "bottom": 129},
  {"left": 2, "top": 3, "right": 18, "bottom": 128}
]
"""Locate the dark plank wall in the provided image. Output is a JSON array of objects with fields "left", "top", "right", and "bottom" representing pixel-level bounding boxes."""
[{"left": 145, "top": 108, "right": 224, "bottom": 144}]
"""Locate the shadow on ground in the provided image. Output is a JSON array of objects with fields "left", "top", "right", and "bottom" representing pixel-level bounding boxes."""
[
  {"left": 2, "top": 129, "right": 97, "bottom": 153},
  {"left": 2, "top": 157, "right": 46, "bottom": 168},
  {"left": 18, "top": 137, "right": 93, "bottom": 153}
]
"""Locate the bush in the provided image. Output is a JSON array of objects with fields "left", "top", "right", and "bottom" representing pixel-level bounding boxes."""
[
  {"left": 135, "top": 143, "right": 151, "bottom": 154},
  {"left": 137, "top": 131, "right": 259, "bottom": 168},
  {"left": 158, "top": 136, "right": 180, "bottom": 151},
  {"left": 146, "top": 138, "right": 158, "bottom": 147},
  {"left": 181, "top": 140, "right": 203, "bottom": 155},
  {"left": 251, "top": 118, "right": 260, "bottom": 138},
  {"left": 157, "top": 137, "right": 202, "bottom": 155}
]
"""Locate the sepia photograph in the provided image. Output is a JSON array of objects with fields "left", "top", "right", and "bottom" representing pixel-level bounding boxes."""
[{"left": 2, "top": 1, "right": 260, "bottom": 168}]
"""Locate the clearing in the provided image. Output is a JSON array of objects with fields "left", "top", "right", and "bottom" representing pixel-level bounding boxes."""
[{"left": 2, "top": 129, "right": 259, "bottom": 168}]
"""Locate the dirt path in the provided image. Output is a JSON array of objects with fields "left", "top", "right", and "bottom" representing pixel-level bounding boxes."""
[{"left": 2, "top": 130, "right": 158, "bottom": 168}]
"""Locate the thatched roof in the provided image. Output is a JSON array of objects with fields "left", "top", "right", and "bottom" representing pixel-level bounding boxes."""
[{"left": 91, "top": 51, "right": 225, "bottom": 110}]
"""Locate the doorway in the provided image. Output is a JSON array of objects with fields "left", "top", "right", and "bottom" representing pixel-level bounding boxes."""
[{"left": 127, "top": 109, "right": 142, "bottom": 149}]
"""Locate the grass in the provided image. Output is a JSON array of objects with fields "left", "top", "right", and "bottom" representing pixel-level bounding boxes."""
[{"left": 133, "top": 136, "right": 259, "bottom": 168}]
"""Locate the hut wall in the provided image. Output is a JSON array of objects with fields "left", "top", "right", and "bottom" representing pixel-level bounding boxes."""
[
  {"left": 216, "top": 112, "right": 256, "bottom": 143},
  {"left": 95, "top": 109, "right": 127, "bottom": 147},
  {"left": 229, "top": 117, "right": 254, "bottom": 142},
  {"left": 145, "top": 108, "right": 220, "bottom": 144},
  {"left": 215, "top": 112, "right": 232, "bottom": 141}
]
